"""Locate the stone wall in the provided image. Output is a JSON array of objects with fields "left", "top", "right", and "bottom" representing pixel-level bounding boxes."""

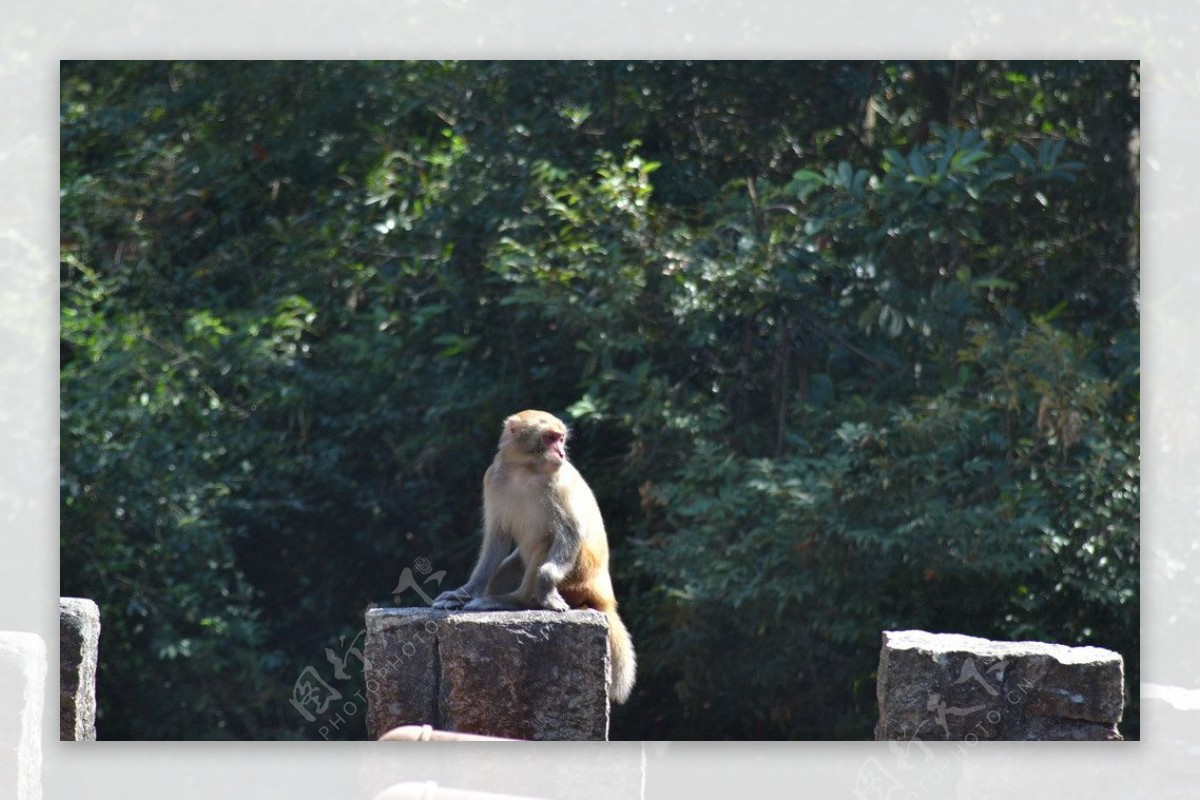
[
  {"left": 60, "top": 598, "right": 101, "bottom": 741},
  {"left": 365, "top": 607, "right": 611, "bottom": 741},
  {"left": 875, "top": 629, "right": 1124, "bottom": 741}
]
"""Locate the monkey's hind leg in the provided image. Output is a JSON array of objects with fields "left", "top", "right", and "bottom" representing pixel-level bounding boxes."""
[{"left": 484, "top": 549, "right": 525, "bottom": 595}]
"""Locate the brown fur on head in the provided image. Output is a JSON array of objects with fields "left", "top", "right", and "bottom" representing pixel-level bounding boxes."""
[{"left": 500, "top": 409, "right": 569, "bottom": 465}]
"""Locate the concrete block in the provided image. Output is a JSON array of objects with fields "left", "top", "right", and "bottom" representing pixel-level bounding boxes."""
[
  {"left": 59, "top": 598, "right": 100, "bottom": 741},
  {"left": 366, "top": 608, "right": 610, "bottom": 741},
  {"left": 875, "top": 630, "right": 1124, "bottom": 741}
]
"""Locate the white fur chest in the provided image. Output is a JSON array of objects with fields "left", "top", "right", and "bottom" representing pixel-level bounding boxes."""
[{"left": 491, "top": 465, "right": 557, "bottom": 542}]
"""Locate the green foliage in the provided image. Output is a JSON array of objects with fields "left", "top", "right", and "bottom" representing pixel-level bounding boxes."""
[{"left": 61, "top": 61, "right": 1138, "bottom": 740}]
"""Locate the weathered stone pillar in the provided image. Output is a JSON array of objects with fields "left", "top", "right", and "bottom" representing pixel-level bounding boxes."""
[
  {"left": 59, "top": 598, "right": 100, "bottom": 741},
  {"left": 0, "top": 631, "right": 45, "bottom": 799},
  {"left": 365, "top": 608, "right": 610, "bottom": 741},
  {"left": 875, "top": 629, "right": 1124, "bottom": 741}
]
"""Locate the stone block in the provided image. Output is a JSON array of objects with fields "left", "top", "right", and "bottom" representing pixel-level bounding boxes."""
[
  {"left": 0, "top": 631, "right": 45, "bottom": 799},
  {"left": 366, "top": 608, "right": 610, "bottom": 741},
  {"left": 365, "top": 608, "right": 439, "bottom": 742},
  {"left": 875, "top": 630, "right": 1124, "bottom": 741},
  {"left": 59, "top": 598, "right": 100, "bottom": 741}
]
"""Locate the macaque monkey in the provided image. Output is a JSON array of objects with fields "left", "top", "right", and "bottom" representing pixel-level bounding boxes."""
[{"left": 432, "top": 410, "right": 636, "bottom": 704}]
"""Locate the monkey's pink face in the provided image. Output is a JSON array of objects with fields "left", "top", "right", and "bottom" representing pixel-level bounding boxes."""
[{"left": 543, "top": 429, "right": 567, "bottom": 464}]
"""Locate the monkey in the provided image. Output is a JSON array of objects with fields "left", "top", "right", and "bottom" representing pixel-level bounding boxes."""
[{"left": 432, "top": 409, "right": 636, "bottom": 704}]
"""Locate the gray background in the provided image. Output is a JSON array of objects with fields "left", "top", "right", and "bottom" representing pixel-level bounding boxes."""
[{"left": 3, "top": 1, "right": 1192, "bottom": 797}]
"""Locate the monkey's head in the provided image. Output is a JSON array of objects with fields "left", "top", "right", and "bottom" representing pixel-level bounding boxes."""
[{"left": 499, "top": 409, "right": 569, "bottom": 469}]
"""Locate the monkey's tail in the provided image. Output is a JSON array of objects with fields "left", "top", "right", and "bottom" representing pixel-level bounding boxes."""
[{"left": 604, "top": 607, "right": 637, "bottom": 705}]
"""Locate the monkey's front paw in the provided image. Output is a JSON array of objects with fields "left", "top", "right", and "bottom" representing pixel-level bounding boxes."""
[{"left": 431, "top": 589, "right": 471, "bottom": 610}]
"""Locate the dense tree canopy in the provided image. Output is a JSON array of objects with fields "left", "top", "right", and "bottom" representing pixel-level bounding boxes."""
[{"left": 60, "top": 60, "right": 1139, "bottom": 740}]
